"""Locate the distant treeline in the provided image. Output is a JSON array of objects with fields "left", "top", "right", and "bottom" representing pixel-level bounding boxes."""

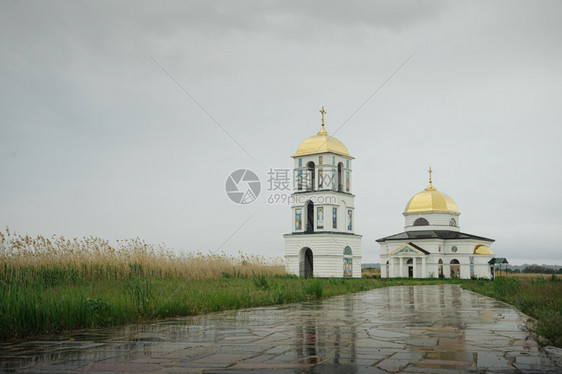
[{"left": 506, "top": 264, "right": 562, "bottom": 274}]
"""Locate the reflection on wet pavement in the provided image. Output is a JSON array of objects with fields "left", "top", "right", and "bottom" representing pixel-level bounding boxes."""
[{"left": 1, "top": 285, "right": 560, "bottom": 373}]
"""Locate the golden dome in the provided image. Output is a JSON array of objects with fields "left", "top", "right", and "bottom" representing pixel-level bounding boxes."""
[
  {"left": 474, "top": 244, "right": 494, "bottom": 255},
  {"left": 404, "top": 182, "right": 460, "bottom": 214},
  {"left": 292, "top": 125, "right": 351, "bottom": 158}
]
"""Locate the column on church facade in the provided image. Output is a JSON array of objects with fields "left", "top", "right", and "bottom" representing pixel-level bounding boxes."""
[
  {"left": 422, "top": 257, "right": 426, "bottom": 278},
  {"left": 399, "top": 257, "right": 404, "bottom": 277},
  {"left": 389, "top": 258, "right": 394, "bottom": 277},
  {"left": 413, "top": 258, "right": 417, "bottom": 278}
]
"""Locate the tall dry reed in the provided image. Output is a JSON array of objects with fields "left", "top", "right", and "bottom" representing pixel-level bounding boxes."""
[{"left": 0, "top": 227, "right": 285, "bottom": 284}]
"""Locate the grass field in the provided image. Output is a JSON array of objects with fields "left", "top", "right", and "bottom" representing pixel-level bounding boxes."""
[
  {"left": 361, "top": 267, "right": 381, "bottom": 278},
  {"left": 0, "top": 230, "right": 390, "bottom": 340},
  {"left": 505, "top": 272, "right": 562, "bottom": 279},
  {"left": 1, "top": 229, "right": 560, "bottom": 347}
]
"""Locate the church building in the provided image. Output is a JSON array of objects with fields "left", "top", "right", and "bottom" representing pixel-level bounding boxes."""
[
  {"left": 284, "top": 107, "right": 362, "bottom": 278},
  {"left": 378, "top": 169, "right": 496, "bottom": 279}
]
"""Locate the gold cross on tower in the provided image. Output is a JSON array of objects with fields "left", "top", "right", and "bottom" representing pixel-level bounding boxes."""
[
  {"left": 319, "top": 106, "right": 327, "bottom": 127},
  {"left": 428, "top": 166, "right": 433, "bottom": 184}
]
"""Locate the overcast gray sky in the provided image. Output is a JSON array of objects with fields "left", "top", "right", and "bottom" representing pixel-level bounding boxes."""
[{"left": 1, "top": 1, "right": 561, "bottom": 265}]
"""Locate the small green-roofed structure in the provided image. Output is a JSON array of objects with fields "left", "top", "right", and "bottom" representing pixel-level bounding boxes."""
[
  {"left": 489, "top": 258, "right": 509, "bottom": 278},
  {"left": 489, "top": 258, "right": 508, "bottom": 264}
]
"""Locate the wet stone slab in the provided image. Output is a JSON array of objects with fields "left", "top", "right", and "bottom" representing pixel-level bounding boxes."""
[{"left": 1, "top": 284, "right": 560, "bottom": 373}]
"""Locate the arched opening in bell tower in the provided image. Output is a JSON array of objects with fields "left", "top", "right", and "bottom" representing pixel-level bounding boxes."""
[
  {"left": 337, "top": 162, "right": 343, "bottom": 192},
  {"left": 307, "top": 161, "right": 315, "bottom": 191},
  {"left": 305, "top": 200, "right": 314, "bottom": 233},
  {"left": 299, "top": 247, "right": 314, "bottom": 278}
]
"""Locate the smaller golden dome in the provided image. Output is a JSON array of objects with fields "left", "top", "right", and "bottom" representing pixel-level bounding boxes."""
[
  {"left": 292, "top": 125, "right": 351, "bottom": 158},
  {"left": 474, "top": 244, "right": 494, "bottom": 255},
  {"left": 404, "top": 182, "right": 460, "bottom": 214}
]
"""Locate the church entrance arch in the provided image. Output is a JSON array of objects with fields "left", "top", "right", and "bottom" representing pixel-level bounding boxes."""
[
  {"left": 438, "top": 259, "right": 444, "bottom": 278},
  {"left": 299, "top": 247, "right": 314, "bottom": 278},
  {"left": 305, "top": 200, "right": 314, "bottom": 233},
  {"left": 407, "top": 258, "right": 414, "bottom": 278},
  {"left": 450, "top": 259, "right": 460, "bottom": 278}
]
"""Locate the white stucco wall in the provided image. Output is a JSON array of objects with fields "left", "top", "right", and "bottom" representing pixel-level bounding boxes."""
[
  {"left": 379, "top": 238, "right": 495, "bottom": 279},
  {"left": 285, "top": 233, "right": 362, "bottom": 278},
  {"left": 404, "top": 212, "right": 461, "bottom": 232},
  {"left": 290, "top": 192, "right": 356, "bottom": 233}
]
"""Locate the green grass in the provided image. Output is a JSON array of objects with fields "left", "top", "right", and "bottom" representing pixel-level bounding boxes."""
[
  {"left": 0, "top": 272, "right": 465, "bottom": 340},
  {"left": 0, "top": 275, "right": 368, "bottom": 339},
  {"left": 2, "top": 270, "right": 560, "bottom": 349}
]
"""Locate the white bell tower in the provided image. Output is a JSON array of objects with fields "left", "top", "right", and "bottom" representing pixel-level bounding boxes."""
[{"left": 284, "top": 107, "right": 362, "bottom": 278}]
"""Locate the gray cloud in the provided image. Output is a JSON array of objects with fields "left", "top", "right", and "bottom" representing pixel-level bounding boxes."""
[{"left": 1, "top": 1, "right": 561, "bottom": 265}]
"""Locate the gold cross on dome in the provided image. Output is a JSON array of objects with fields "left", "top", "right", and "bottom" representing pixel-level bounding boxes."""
[
  {"left": 319, "top": 106, "right": 327, "bottom": 126},
  {"left": 428, "top": 166, "right": 433, "bottom": 184}
]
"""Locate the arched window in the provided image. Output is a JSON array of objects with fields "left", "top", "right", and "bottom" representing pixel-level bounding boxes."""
[
  {"left": 316, "top": 207, "right": 324, "bottom": 229},
  {"left": 337, "top": 162, "right": 343, "bottom": 192},
  {"left": 297, "top": 170, "right": 303, "bottom": 191},
  {"left": 305, "top": 200, "right": 314, "bottom": 233},
  {"left": 343, "top": 246, "right": 353, "bottom": 277},
  {"left": 307, "top": 161, "right": 315, "bottom": 191},
  {"left": 450, "top": 259, "right": 460, "bottom": 278},
  {"left": 414, "top": 218, "right": 429, "bottom": 226},
  {"left": 449, "top": 218, "right": 457, "bottom": 226},
  {"left": 295, "top": 209, "right": 302, "bottom": 231}
]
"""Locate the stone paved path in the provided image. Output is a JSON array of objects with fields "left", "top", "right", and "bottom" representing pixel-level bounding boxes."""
[{"left": 1, "top": 285, "right": 560, "bottom": 373}]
